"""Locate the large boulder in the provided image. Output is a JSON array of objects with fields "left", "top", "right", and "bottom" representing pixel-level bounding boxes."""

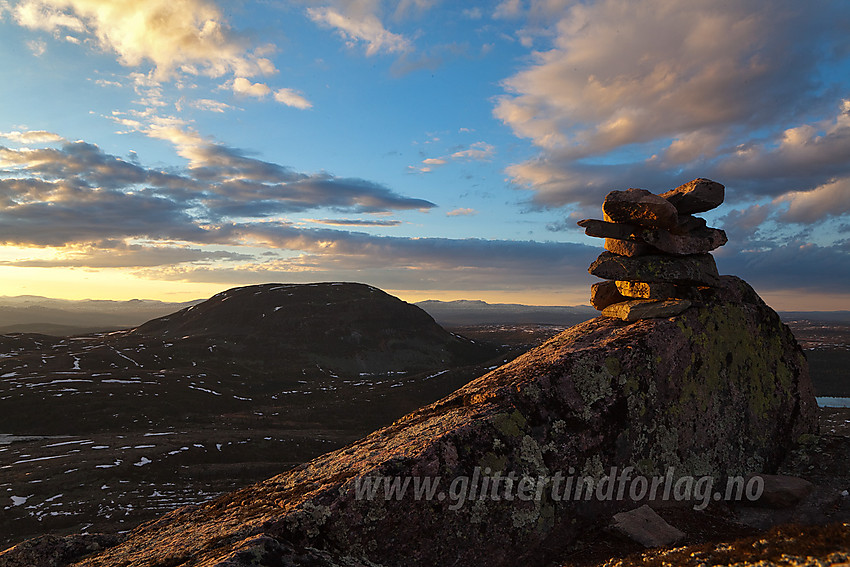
[{"left": 13, "top": 277, "right": 816, "bottom": 567}]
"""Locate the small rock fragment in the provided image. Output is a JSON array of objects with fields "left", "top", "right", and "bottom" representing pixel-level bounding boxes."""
[
  {"left": 602, "top": 188, "right": 679, "bottom": 229},
  {"left": 590, "top": 281, "right": 627, "bottom": 310},
  {"left": 602, "top": 299, "right": 692, "bottom": 322},
  {"left": 610, "top": 505, "right": 686, "bottom": 548},
  {"left": 589, "top": 251, "right": 721, "bottom": 287},
  {"left": 661, "top": 178, "right": 725, "bottom": 214},
  {"left": 615, "top": 281, "right": 677, "bottom": 299}
]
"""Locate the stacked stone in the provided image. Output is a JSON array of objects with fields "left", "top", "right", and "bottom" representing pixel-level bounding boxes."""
[{"left": 579, "top": 178, "right": 728, "bottom": 322}]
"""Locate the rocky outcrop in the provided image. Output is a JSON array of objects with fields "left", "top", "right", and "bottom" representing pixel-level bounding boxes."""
[
  {"left": 580, "top": 178, "right": 728, "bottom": 321},
  {"left": 34, "top": 275, "right": 816, "bottom": 567}
]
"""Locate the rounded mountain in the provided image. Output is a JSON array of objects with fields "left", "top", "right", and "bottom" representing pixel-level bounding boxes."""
[{"left": 131, "top": 282, "right": 497, "bottom": 374}]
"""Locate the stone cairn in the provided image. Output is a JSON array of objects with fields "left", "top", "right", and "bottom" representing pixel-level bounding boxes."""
[{"left": 579, "top": 178, "right": 727, "bottom": 322}]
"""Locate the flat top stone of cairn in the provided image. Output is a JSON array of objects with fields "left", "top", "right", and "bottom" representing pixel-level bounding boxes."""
[{"left": 660, "top": 178, "right": 724, "bottom": 215}]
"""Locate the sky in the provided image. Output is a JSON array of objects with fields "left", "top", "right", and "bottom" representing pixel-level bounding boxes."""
[{"left": 0, "top": 0, "right": 849, "bottom": 310}]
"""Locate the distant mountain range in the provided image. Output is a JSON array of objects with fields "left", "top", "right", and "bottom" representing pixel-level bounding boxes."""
[
  {"left": 0, "top": 295, "right": 200, "bottom": 334},
  {"left": 778, "top": 311, "right": 850, "bottom": 323},
  {"left": 1, "top": 291, "right": 848, "bottom": 335},
  {"left": 416, "top": 300, "right": 850, "bottom": 326}
]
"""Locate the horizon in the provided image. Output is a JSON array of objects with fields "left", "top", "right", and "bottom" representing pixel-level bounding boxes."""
[
  {"left": 3, "top": 281, "right": 849, "bottom": 313},
  {"left": 2, "top": 1, "right": 849, "bottom": 311}
]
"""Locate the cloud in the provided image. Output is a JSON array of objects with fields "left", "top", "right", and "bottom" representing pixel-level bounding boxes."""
[
  {"left": 713, "top": 100, "right": 850, "bottom": 192},
  {"left": 0, "top": 181, "right": 206, "bottom": 247},
  {"left": 775, "top": 177, "right": 850, "bottom": 224},
  {"left": 0, "top": 130, "right": 65, "bottom": 144},
  {"left": 0, "top": 131, "right": 436, "bottom": 247},
  {"left": 505, "top": 158, "right": 680, "bottom": 208},
  {"left": 10, "top": 0, "right": 277, "bottom": 80},
  {"left": 137, "top": 234, "right": 600, "bottom": 294},
  {"left": 495, "top": 0, "right": 834, "bottom": 156},
  {"left": 494, "top": 0, "right": 523, "bottom": 19},
  {"left": 391, "top": 0, "right": 440, "bottom": 20},
  {"left": 389, "top": 41, "right": 472, "bottom": 76},
  {"left": 450, "top": 142, "right": 495, "bottom": 161},
  {"left": 13, "top": 0, "right": 84, "bottom": 33},
  {"left": 493, "top": 1, "right": 850, "bottom": 219},
  {"left": 462, "top": 7, "right": 482, "bottom": 20},
  {"left": 716, "top": 204, "right": 773, "bottom": 247},
  {"left": 189, "top": 98, "right": 234, "bottom": 113},
  {"left": 307, "top": 5, "right": 411, "bottom": 56},
  {"left": 232, "top": 77, "right": 272, "bottom": 98},
  {"left": 503, "top": 97, "right": 850, "bottom": 213},
  {"left": 7, "top": 1, "right": 313, "bottom": 114},
  {"left": 307, "top": 218, "right": 402, "bottom": 227},
  {"left": 446, "top": 208, "right": 476, "bottom": 217},
  {"left": 0, "top": 242, "right": 252, "bottom": 268},
  {"left": 231, "top": 78, "right": 312, "bottom": 109},
  {"left": 716, "top": 241, "right": 850, "bottom": 295},
  {"left": 416, "top": 141, "right": 496, "bottom": 172},
  {"left": 142, "top": 125, "right": 436, "bottom": 215},
  {"left": 273, "top": 88, "right": 312, "bottom": 110},
  {"left": 1, "top": 141, "right": 160, "bottom": 189},
  {"left": 26, "top": 37, "right": 46, "bottom": 55}
]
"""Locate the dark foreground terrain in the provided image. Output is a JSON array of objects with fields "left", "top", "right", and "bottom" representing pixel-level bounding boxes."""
[{"left": 1, "top": 288, "right": 848, "bottom": 563}]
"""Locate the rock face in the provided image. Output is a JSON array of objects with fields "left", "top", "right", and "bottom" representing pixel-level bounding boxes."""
[
  {"left": 580, "top": 178, "right": 728, "bottom": 322},
  {"left": 29, "top": 275, "right": 816, "bottom": 567}
]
